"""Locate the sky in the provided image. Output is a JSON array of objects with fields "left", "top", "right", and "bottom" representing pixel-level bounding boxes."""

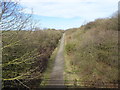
[{"left": 17, "top": 0, "right": 118, "bottom": 29}]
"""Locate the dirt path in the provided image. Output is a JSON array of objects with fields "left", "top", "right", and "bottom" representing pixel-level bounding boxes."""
[{"left": 49, "top": 33, "right": 65, "bottom": 86}]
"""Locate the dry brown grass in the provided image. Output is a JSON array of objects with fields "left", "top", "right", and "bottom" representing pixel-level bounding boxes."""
[{"left": 64, "top": 16, "right": 118, "bottom": 87}]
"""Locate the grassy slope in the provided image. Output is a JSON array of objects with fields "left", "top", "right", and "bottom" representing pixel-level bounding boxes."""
[{"left": 64, "top": 17, "right": 118, "bottom": 87}]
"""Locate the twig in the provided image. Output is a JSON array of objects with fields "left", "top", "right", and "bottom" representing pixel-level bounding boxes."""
[{"left": 16, "top": 79, "right": 30, "bottom": 89}]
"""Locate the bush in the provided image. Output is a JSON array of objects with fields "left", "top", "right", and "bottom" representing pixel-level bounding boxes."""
[
  {"left": 65, "top": 43, "right": 76, "bottom": 54},
  {"left": 2, "top": 30, "right": 62, "bottom": 88},
  {"left": 65, "top": 15, "right": 118, "bottom": 86}
]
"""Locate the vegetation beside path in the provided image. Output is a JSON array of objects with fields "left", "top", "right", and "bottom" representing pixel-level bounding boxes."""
[
  {"left": 64, "top": 14, "right": 118, "bottom": 88},
  {"left": 2, "top": 30, "right": 63, "bottom": 88}
]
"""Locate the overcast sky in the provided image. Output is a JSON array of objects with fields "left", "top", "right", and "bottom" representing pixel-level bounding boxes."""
[{"left": 18, "top": 0, "right": 119, "bottom": 29}]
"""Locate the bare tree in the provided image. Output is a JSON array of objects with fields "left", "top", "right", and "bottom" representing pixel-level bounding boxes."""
[
  {"left": 29, "top": 17, "right": 41, "bottom": 31},
  {"left": 0, "top": 0, "right": 32, "bottom": 30}
]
